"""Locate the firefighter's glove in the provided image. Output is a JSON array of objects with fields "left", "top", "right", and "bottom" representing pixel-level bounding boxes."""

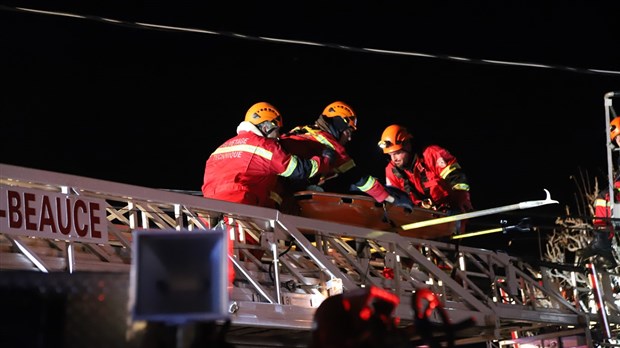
[
  {"left": 306, "top": 184, "right": 324, "bottom": 192},
  {"left": 451, "top": 189, "right": 473, "bottom": 213},
  {"left": 349, "top": 184, "right": 361, "bottom": 193},
  {"left": 384, "top": 186, "right": 414, "bottom": 211}
]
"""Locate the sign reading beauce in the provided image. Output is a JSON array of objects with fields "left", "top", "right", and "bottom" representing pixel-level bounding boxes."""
[{"left": 0, "top": 185, "right": 108, "bottom": 243}]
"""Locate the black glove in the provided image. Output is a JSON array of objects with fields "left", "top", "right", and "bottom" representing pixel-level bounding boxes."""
[
  {"left": 385, "top": 186, "right": 414, "bottom": 211},
  {"left": 306, "top": 184, "right": 324, "bottom": 192},
  {"left": 389, "top": 195, "right": 415, "bottom": 211}
]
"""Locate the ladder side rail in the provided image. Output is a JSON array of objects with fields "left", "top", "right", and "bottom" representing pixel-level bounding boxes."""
[
  {"left": 604, "top": 92, "right": 617, "bottom": 218},
  {"left": 503, "top": 259, "right": 583, "bottom": 315},
  {"left": 397, "top": 240, "right": 494, "bottom": 314},
  {"left": 377, "top": 239, "right": 494, "bottom": 303},
  {"left": 0, "top": 164, "right": 282, "bottom": 225}
]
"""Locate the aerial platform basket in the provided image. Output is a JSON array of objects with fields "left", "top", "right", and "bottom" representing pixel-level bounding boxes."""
[{"left": 291, "top": 191, "right": 455, "bottom": 239}]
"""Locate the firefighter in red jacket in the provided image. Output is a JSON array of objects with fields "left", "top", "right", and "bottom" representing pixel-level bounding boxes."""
[
  {"left": 202, "top": 101, "right": 334, "bottom": 206},
  {"left": 202, "top": 101, "right": 335, "bottom": 286},
  {"left": 278, "top": 101, "right": 413, "bottom": 210},
  {"left": 378, "top": 124, "right": 473, "bottom": 232},
  {"left": 577, "top": 116, "right": 620, "bottom": 269}
]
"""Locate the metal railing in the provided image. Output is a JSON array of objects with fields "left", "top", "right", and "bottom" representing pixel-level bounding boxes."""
[{"left": 1, "top": 163, "right": 618, "bottom": 346}]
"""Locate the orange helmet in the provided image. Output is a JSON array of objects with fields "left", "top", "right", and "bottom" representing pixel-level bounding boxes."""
[
  {"left": 245, "top": 102, "right": 283, "bottom": 128},
  {"left": 378, "top": 124, "right": 412, "bottom": 154},
  {"left": 611, "top": 117, "right": 620, "bottom": 141},
  {"left": 322, "top": 101, "right": 357, "bottom": 130}
]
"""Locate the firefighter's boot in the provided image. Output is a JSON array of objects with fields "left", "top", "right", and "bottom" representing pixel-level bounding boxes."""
[{"left": 576, "top": 230, "right": 617, "bottom": 269}]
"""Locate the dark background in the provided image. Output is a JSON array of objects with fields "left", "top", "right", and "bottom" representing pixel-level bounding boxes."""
[{"left": 2, "top": 1, "right": 620, "bottom": 252}]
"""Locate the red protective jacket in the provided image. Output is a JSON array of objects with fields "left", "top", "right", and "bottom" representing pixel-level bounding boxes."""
[
  {"left": 281, "top": 126, "right": 353, "bottom": 174},
  {"left": 593, "top": 180, "right": 620, "bottom": 229},
  {"left": 280, "top": 125, "right": 390, "bottom": 202},
  {"left": 385, "top": 145, "right": 471, "bottom": 212},
  {"left": 202, "top": 122, "right": 330, "bottom": 207}
]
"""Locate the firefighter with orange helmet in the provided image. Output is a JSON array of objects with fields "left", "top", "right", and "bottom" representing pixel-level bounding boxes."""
[
  {"left": 202, "top": 102, "right": 336, "bottom": 287},
  {"left": 202, "top": 101, "right": 334, "bottom": 207},
  {"left": 278, "top": 101, "right": 413, "bottom": 209},
  {"left": 378, "top": 124, "right": 473, "bottom": 217},
  {"left": 577, "top": 116, "right": 620, "bottom": 269}
]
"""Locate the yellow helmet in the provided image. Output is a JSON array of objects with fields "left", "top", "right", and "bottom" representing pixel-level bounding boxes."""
[
  {"left": 322, "top": 101, "right": 357, "bottom": 130},
  {"left": 378, "top": 124, "right": 412, "bottom": 154},
  {"left": 611, "top": 117, "right": 620, "bottom": 141},
  {"left": 245, "top": 102, "right": 282, "bottom": 128}
]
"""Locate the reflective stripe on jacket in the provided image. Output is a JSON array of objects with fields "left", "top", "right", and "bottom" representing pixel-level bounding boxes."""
[
  {"left": 282, "top": 126, "right": 355, "bottom": 174},
  {"left": 203, "top": 127, "right": 325, "bottom": 208},
  {"left": 281, "top": 125, "right": 388, "bottom": 202}
]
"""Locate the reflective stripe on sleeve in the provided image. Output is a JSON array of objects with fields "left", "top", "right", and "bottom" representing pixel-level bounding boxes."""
[
  {"left": 595, "top": 198, "right": 610, "bottom": 208},
  {"left": 452, "top": 183, "right": 470, "bottom": 191},
  {"left": 279, "top": 155, "right": 320, "bottom": 178},
  {"left": 280, "top": 155, "right": 299, "bottom": 177},
  {"left": 439, "top": 162, "right": 461, "bottom": 179},
  {"left": 357, "top": 176, "right": 377, "bottom": 192}
]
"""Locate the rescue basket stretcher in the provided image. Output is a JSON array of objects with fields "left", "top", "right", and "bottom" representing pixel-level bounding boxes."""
[{"left": 290, "top": 191, "right": 455, "bottom": 239}]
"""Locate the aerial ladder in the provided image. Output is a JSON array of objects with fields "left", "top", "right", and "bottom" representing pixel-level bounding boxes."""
[{"left": 2, "top": 161, "right": 619, "bottom": 348}]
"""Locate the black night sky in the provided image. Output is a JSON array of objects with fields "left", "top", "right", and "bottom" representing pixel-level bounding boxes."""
[{"left": 2, "top": 1, "right": 620, "bottom": 252}]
